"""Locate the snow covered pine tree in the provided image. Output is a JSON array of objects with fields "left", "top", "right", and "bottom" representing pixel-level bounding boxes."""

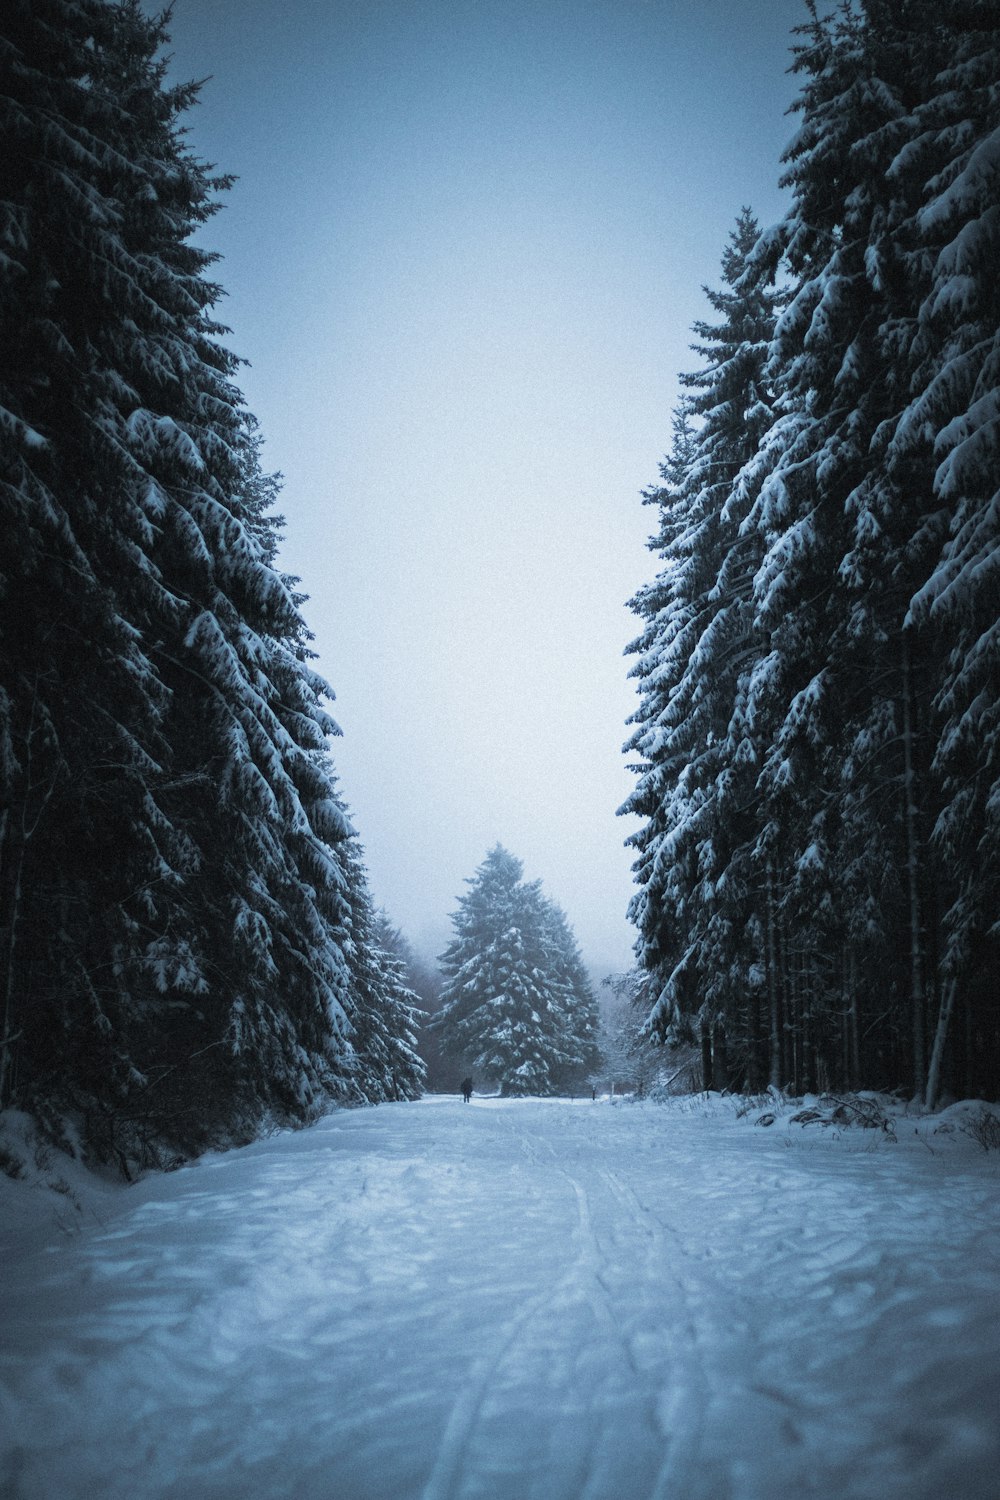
[
  {"left": 623, "top": 0, "right": 1000, "bottom": 1103},
  {"left": 341, "top": 842, "right": 426, "bottom": 1103},
  {"left": 431, "top": 846, "right": 598, "bottom": 1096},
  {"left": 622, "top": 210, "right": 780, "bottom": 1090},
  {"left": 0, "top": 0, "right": 416, "bottom": 1169}
]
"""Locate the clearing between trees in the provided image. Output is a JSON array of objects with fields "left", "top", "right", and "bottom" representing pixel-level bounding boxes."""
[{"left": 2, "top": 1095, "right": 998, "bottom": 1500}]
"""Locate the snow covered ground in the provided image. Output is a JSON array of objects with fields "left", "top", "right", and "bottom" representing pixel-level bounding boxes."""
[{"left": 1, "top": 1094, "right": 999, "bottom": 1500}]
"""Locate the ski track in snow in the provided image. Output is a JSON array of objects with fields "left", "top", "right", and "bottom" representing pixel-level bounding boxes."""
[{"left": 1, "top": 1097, "right": 999, "bottom": 1500}]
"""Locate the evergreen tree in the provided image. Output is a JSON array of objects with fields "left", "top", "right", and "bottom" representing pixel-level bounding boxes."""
[
  {"left": 756, "top": 0, "right": 944, "bottom": 1094},
  {"left": 623, "top": 0, "right": 1000, "bottom": 1103},
  {"left": 341, "top": 854, "right": 426, "bottom": 1103},
  {"left": 745, "top": 0, "right": 1000, "bottom": 1098},
  {"left": 432, "top": 846, "right": 594, "bottom": 1096},
  {"left": 0, "top": 0, "right": 393, "bottom": 1166},
  {"left": 622, "top": 211, "right": 780, "bottom": 1085},
  {"left": 379, "top": 921, "right": 449, "bottom": 1091},
  {"left": 882, "top": 2, "right": 1000, "bottom": 1103},
  {"left": 538, "top": 899, "right": 601, "bottom": 1093}
]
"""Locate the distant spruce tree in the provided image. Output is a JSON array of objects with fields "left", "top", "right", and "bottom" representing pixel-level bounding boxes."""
[
  {"left": 538, "top": 899, "right": 601, "bottom": 1094},
  {"left": 0, "top": 0, "right": 396, "bottom": 1167},
  {"left": 378, "top": 919, "right": 449, "bottom": 1091},
  {"left": 341, "top": 849, "right": 426, "bottom": 1103},
  {"left": 431, "top": 846, "right": 597, "bottom": 1096}
]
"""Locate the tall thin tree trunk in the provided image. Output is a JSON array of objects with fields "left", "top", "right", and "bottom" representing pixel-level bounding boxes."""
[
  {"left": 840, "top": 983, "right": 850, "bottom": 1091},
  {"left": 847, "top": 946, "right": 861, "bottom": 1090},
  {"left": 0, "top": 816, "right": 27, "bottom": 1108},
  {"left": 700, "top": 1013, "right": 713, "bottom": 1091},
  {"left": 780, "top": 911, "right": 791, "bottom": 1087},
  {"left": 802, "top": 952, "right": 814, "bottom": 1094},
  {"left": 0, "top": 685, "right": 64, "bottom": 1107},
  {"left": 749, "top": 984, "right": 764, "bottom": 1091},
  {"left": 900, "top": 632, "right": 927, "bottom": 1097},
  {"left": 766, "top": 864, "right": 782, "bottom": 1087},
  {"left": 925, "top": 978, "right": 956, "bottom": 1112},
  {"left": 713, "top": 1019, "right": 728, "bottom": 1092},
  {"left": 790, "top": 948, "right": 801, "bottom": 1095}
]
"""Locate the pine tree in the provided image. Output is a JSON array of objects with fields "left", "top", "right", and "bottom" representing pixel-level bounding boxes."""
[
  {"left": 432, "top": 846, "right": 593, "bottom": 1096},
  {"left": 745, "top": 0, "right": 1000, "bottom": 1098},
  {"left": 539, "top": 899, "right": 601, "bottom": 1093},
  {"left": 341, "top": 848, "right": 426, "bottom": 1103},
  {"left": 744, "top": 0, "right": 937, "bottom": 1096},
  {"left": 623, "top": 0, "right": 1000, "bottom": 1103},
  {"left": 622, "top": 211, "right": 779, "bottom": 1083},
  {"left": 881, "top": 2, "right": 1000, "bottom": 1103},
  {"left": 378, "top": 920, "right": 449, "bottom": 1091},
  {"left": 0, "top": 0, "right": 382, "bottom": 1165}
]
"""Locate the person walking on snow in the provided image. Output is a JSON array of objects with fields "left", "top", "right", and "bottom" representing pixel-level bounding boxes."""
[{"left": 460, "top": 1077, "right": 473, "bottom": 1103}]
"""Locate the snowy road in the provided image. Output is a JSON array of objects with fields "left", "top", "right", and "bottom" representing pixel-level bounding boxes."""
[{"left": 2, "top": 1096, "right": 999, "bottom": 1500}]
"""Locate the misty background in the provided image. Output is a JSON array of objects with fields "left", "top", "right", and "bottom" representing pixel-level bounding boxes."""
[{"left": 157, "top": 0, "right": 805, "bottom": 975}]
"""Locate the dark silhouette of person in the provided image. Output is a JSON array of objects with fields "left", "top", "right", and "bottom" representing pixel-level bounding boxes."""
[{"left": 460, "top": 1077, "right": 473, "bottom": 1103}]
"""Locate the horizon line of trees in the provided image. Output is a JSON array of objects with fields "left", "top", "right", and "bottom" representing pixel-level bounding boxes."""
[{"left": 623, "top": 0, "right": 1000, "bottom": 1108}]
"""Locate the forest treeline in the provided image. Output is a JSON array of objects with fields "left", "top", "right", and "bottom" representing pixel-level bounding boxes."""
[
  {"left": 0, "top": 0, "right": 425, "bottom": 1171},
  {"left": 5, "top": 0, "right": 998, "bottom": 1175},
  {"left": 623, "top": 0, "right": 1000, "bottom": 1106}
]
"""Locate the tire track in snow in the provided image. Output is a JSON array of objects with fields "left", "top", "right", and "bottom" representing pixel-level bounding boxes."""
[
  {"left": 512, "top": 1104, "right": 716, "bottom": 1500},
  {"left": 555, "top": 1168, "right": 665, "bottom": 1500},
  {"left": 598, "top": 1166, "right": 714, "bottom": 1500},
  {"left": 419, "top": 1276, "right": 562, "bottom": 1500},
  {"left": 421, "top": 1112, "right": 664, "bottom": 1500},
  {"left": 419, "top": 1110, "right": 584, "bottom": 1500},
  {"left": 508, "top": 1117, "right": 723, "bottom": 1500}
]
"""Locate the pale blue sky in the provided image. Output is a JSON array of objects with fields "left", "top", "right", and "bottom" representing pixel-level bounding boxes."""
[{"left": 159, "top": 0, "right": 805, "bottom": 972}]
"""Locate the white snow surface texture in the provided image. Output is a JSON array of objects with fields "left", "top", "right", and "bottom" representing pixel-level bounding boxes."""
[{"left": 1, "top": 1096, "right": 999, "bottom": 1500}]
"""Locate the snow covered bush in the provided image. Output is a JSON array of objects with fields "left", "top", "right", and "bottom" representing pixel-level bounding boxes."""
[{"left": 960, "top": 1108, "right": 1000, "bottom": 1153}]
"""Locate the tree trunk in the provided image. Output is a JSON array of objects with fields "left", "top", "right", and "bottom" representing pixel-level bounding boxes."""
[
  {"left": 766, "top": 864, "right": 783, "bottom": 1087},
  {"left": 700, "top": 1013, "right": 713, "bottom": 1091},
  {"left": 847, "top": 946, "right": 861, "bottom": 1090},
  {"left": 749, "top": 984, "right": 764, "bottom": 1091},
  {"left": 0, "top": 682, "right": 63, "bottom": 1108},
  {"left": 785, "top": 941, "right": 799, "bottom": 1095},
  {"left": 925, "top": 977, "right": 956, "bottom": 1112},
  {"left": 900, "top": 632, "right": 927, "bottom": 1097},
  {"left": 0, "top": 815, "right": 27, "bottom": 1108},
  {"left": 801, "top": 952, "right": 814, "bottom": 1094},
  {"left": 713, "top": 1019, "right": 728, "bottom": 1091},
  {"left": 840, "top": 985, "right": 850, "bottom": 1092}
]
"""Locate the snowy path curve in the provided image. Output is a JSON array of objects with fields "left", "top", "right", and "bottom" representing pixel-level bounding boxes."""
[{"left": 2, "top": 1096, "right": 999, "bottom": 1500}]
